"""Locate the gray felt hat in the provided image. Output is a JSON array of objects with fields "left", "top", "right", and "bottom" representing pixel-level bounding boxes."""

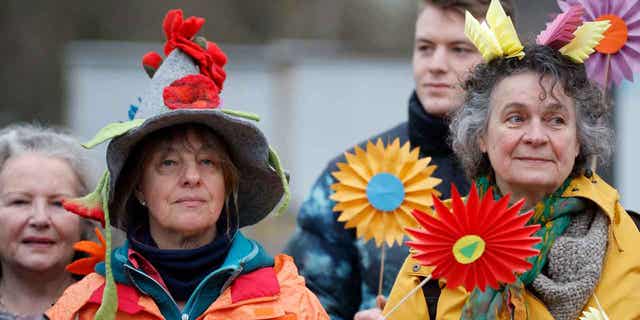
[{"left": 105, "top": 49, "right": 287, "bottom": 229}]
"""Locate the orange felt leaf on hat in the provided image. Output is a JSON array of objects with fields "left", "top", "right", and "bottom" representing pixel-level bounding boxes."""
[
  {"left": 66, "top": 228, "right": 107, "bottom": 275},
  {"left": 163, "top": 74, "right": 221, "bottom": 109}
]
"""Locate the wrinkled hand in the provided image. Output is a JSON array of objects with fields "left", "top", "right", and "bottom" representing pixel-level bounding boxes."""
[
  {"left": 353, "top": 295, "right": 387, "bottom": 320},
  {"left": 353, "top": 308, "right": 383, "bottom": 320}
]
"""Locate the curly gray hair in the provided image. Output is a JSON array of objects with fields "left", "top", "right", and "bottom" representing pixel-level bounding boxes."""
[{"left": 450, "top": 45, "right": 614, "bottom": 180}]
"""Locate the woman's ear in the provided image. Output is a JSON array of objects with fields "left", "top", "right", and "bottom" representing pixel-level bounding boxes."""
[{"left": 134, "top": 187, "right": 146, "bottom": 206}]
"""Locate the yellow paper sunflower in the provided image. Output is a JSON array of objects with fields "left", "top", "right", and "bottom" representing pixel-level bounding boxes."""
[{"left": 330, "top": 138, "right": 441, "bottom": 247}]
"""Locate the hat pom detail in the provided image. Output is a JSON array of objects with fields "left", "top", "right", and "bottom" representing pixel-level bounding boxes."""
[
  {"left": 163, "top": 74, "right": 221, "bottom": 109},
  {"left": 142, "top": 52, "right": 163, "bottom": 78}
]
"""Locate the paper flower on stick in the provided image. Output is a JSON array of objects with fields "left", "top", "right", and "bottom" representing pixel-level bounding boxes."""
[
  {"left": 559, "top": 0, "right": 640, "bottom": 86},
  {"left": 405, "top": 184, "right": 541, "bottom": 292},
  {"left": 330, "top": 138, "right": 441, "bottom": 247},
  {"left": 464, "top": 0, "right": 524, "bottom": 62},
  {"left": 66, "top": 228, "right": 107, "bottom": 276},
  {"left": 580, "top": 307, "right": 610, "bottom": 320}
]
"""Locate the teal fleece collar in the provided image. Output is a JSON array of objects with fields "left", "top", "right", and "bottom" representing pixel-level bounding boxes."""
[{"left": 95, "top": 231, "right": 274, "bottom": 320}]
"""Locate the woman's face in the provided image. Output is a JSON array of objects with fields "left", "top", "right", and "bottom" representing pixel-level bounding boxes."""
[
  {"left": 0, "top": 153, "right": 82, "bottom": 273},
  {"left": 137, "top": 129, "right": 226, "bottom": 245},
  {"left": 480, "top": 71, "right": 580, "bottom": 196}
]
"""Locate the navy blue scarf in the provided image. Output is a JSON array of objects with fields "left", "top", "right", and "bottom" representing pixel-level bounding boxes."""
[
  {"left": 128, "top": 215, "right": 235, "bottom": 302},
  {"left": 408, "top": 91, "right": 452, "bottom": 156},
  {"left": 407, "top": 91, "right": 470, "bottom": 199}
]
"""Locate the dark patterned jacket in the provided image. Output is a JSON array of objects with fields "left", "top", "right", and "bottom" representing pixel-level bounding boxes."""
[{"left": 285, "top": 92, "right": 470, "bottom": 320}]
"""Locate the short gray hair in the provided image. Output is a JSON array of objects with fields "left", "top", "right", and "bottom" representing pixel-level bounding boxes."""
[
  {"left": 450, "top": 45, "right": 614, "bottom": 180},
  {"left": 0, "top": 123, "right": 96, "bottom": 278},
  {"left": 0, "top": 123, "right": 92, "bottom": 194}
]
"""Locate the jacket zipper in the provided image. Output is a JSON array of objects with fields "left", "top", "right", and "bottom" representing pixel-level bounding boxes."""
[{"left": 125, "top": 264, "right": 185, "bottom": 320}]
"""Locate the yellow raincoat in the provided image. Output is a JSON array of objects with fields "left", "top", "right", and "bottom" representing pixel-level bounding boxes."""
[{"left": 382, "top": 174, "right": 640, "bottom": 319}]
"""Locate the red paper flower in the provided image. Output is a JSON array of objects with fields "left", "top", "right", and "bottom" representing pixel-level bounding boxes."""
[
  {"left": 163, "top": 74, "right": 220, "bottom": 109},
  {"left": 558, "top": 0, "right": 640, "bottom": 87},
  {"left": 66, "top": 227, "right": 106, "bottom": 275},
  {"left": 405, "top": 184, "right": 541, "bottom": 292},
  {"left": 162, "top": 9, "right": 227, "bottom": 90}
]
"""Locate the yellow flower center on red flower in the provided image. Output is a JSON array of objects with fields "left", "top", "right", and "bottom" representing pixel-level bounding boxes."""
[{"left": 453, "top": 235, "right": 485, "bottom": 264}]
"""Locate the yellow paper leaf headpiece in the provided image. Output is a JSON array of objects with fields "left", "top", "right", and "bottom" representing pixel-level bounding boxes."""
[
  {"left": 464, "top": 0, "right": 524, "bottom": 62},
  {"left": 559, "top": 20, "right": 611, "bottom": 63},
  {"left": 465, "top": 0, "right": 611, "bottom": 64}
]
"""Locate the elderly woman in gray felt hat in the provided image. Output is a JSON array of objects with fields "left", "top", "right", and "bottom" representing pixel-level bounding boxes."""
[{"left": 48, "top": 9, "right": 327, "bottom": 320}]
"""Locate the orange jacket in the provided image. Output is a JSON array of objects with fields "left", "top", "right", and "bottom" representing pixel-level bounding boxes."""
[{"left": 47, "top": 254, "right": 328, "bottom": 320}]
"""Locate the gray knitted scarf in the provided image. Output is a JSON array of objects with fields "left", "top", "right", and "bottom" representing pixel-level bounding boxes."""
[{"left": 530, "top": 207, "right": 609, "bottom": 320}]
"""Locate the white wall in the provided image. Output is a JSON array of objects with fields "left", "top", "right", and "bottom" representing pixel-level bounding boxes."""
[{"left": 616, "top": 80, "right": 640, "bottom": 210}]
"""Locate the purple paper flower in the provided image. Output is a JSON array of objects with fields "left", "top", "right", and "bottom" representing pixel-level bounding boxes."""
[{"left": 559, "top": 0, "right": 640, "bottom": 87}]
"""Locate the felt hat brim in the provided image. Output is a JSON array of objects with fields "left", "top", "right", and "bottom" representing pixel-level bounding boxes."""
[{"left": 105, "top": 109, "right": 284, "bottom": 229}]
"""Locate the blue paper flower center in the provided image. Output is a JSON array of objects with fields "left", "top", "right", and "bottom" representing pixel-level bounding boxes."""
[{"left": 366, "top": 173, "right": 405, "bottom": 211}]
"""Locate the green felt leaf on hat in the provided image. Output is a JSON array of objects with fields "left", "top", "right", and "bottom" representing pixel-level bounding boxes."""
[
  {"left": 94, "top": 173, "right": 118, "bottom": 320},
  {"left": 268, "top": 146, "right": 290, "bottom": 215},
  {"left": 221, "top": 108, "right": 260, "bottom": 122},
  {"left": 194, "top": 36, "right": 208, "bottom": 50},
  {"left": 82, "top": 119, "right": 146, "bottom": 149}
]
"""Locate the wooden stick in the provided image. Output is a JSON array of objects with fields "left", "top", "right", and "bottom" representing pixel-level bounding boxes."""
[
  {"left": 589, "top": 54, "right": 612, "bottom": 173},
  {"left": 378, "top": 244, "right": 387, "bottom": 297},
  {"left": 603, "top": 54, "right": 612, "bottom": 100},
  {"left": 381, "top": 275, "right": 432, "bottom": 320},
  {"left": 593, "top": 293, "right": 610, "bottom": 320}
]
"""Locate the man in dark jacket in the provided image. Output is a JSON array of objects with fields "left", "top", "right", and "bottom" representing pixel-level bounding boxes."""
[{"left": 285, "top": 1, "right": 515, "bottom": 319}]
